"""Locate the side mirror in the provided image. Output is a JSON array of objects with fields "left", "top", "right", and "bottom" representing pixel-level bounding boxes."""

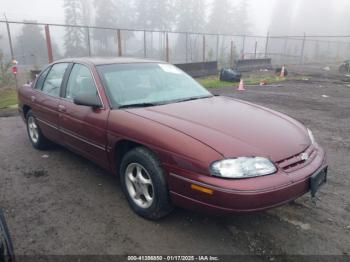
[{"left": 73, "top": 92, "right": 102, "bottom": 108}]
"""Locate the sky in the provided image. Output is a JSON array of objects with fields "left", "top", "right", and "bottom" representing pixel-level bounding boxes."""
[{"left": 0, "top": 0, "right": 276, "bottom": 35}]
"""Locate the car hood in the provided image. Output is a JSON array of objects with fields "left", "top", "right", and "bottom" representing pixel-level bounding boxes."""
[{"left": 126, "top": 96, "right": 310, "bottom": 161}]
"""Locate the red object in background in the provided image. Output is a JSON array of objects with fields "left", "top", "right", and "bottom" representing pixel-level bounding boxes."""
[{"left": 11, "top": 66, "right": 17, "bottom": 75}]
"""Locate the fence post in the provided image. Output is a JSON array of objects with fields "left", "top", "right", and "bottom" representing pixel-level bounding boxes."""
[
  {"left": 283, "top": 37, "right": 288, "bottom": 59},
  {"left": 241, "top": 35, "right": 246, "bottom": 59},
  {"left": 185, "top": 32, "right": 189, "bottom": 63},
  {"left": 117, "top": 29, "right": 122, "bottom": 56},
  {"left": 264, "top": 32, "right": 269, "bottom": 58},
  {"left": 165, "top": 32, "right": 169, "bottom": 62},
  {"left": 143, "top": 30, "right": 147, "bottom": 58},
  {"left": 202, "top": 34, "right": 206, "bottom": 62},
  {"left": 230, "top": 40, "right": 234, "bottom": 68},
  {"left": 216, "top": 34, "right": 219, "bottom": 61},
  {"left": 254, "top": 41, "right": 258, "bottom": 59},
  {"left": 44, "top": 25, "right": 53, "bottom": 63},
  {"left": 336, "top": 41, "right": 341, "bottom": 59},
  {"left": 86, "top": 27, "right": 91, "bottom": 56},
  {"left": 300, "top": 33, "right": 306, "bottom": 65}
]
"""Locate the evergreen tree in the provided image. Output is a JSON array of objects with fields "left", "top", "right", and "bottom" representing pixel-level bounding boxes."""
[
  {"left": 233, "top": 0, "right": 251, "bottom": 35},
  {"left": 175, "top": 0, "right": 207, "bottom": 32},
  {"left": 81, "top": 0, "right": 93, "bottom": 26},
  {"left": 63, "top": 0, "right": 88, "bottom": 57},
  {"left": 93, "top": 0, "right": 117, "bottom": 55},
  {"left": 207, "top": 0, "right": 235, "bottom": 35},
  {"left": 0, "top": 49, "right": 13, "bottom": 87},
  {"left": 207, "top": 0, "right": 251, "bottom": 35},
  {"left": 94, "top": 0, "right": 134, "bottom": 29},
  {"left": 15, "top": 21, "right": 48, "bottom": 65},
  {"left": 135, "top": 0, "right": 174, "bottom": 30},
  {"left": 174, "top": 0, "right": 208, "bottom": 62}
]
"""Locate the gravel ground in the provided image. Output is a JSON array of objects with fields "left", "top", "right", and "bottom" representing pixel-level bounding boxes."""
[{"left": 0, "top": 72, "right": 350, "bottom": 260}]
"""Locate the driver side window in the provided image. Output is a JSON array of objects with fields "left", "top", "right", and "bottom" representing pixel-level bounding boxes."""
[{"left": 65, "top": 64, "right": 99, "bottom": 102}]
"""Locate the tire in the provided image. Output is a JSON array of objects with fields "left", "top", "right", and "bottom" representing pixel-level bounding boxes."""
[
  {"left": 120, "top": 147, "right": 173, "bottom": 220},
  {"left": 26, "top": 110, "right": 50, "bottom": 150}
]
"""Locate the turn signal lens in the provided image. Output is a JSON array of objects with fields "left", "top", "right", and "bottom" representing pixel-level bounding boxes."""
[{"left": 191, "top": 184, "right": 214, "bottom": 195}]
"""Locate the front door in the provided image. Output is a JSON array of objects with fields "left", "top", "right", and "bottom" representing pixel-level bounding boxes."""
[{"left": 58, "top": 63, "right": 109, "bottom": 169}]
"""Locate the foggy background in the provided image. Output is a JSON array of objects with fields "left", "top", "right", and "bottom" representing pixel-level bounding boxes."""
[
  {"left": 2, "top": 0, "right": 350, "bottom": 35},
  {"left": 1, "top": 0, "right": 350, "bottom": 68}
]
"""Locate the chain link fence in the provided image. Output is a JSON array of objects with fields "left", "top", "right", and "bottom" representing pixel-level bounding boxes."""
[{"left": 1, "top": 20, "right": 350, "bottom": 86}]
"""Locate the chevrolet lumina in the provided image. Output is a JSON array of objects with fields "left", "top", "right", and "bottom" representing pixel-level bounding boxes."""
[{"left": 18, "top": 57, "right": 328, "bottom": 219}]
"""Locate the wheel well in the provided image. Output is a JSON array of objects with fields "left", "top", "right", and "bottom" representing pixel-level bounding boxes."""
[
  {"left": 23, "top": 105, "right": 31, "bottom": 119},
  {"left": 114, "top": 140, "right": 142, "bottom": 172}
]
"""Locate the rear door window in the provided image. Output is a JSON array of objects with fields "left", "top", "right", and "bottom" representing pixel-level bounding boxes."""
[
  {"left": 34, "top": 66, "right": 51, "bottom": 90},
  {"left": 42, "top": 63, "right": 69, "bottom": 97}
]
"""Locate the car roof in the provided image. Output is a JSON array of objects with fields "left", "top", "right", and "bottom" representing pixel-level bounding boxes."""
[{"left": 55, "top": 57, "right": 166, "bottom": 66}]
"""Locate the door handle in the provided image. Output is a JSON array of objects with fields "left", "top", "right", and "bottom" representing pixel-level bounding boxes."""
[
  {"left": 58, "top": 104, "right": 66, "bottom": 112},
  {"left": 30, "top": 96, "right": 36, "bottom": 102}
]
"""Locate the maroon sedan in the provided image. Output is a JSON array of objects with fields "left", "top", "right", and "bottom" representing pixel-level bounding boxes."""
[{"left": 18, "top": 57, "right": 328, "bottom": 219}]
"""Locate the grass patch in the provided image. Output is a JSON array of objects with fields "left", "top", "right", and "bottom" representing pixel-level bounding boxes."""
[
  {"left": 0, "top": 88, "right": 18, "bottom": 109},
  {"left": 197, "top": 78, "right": 234, "bottom": 89},
  {"left": 198, "top": 75, "right": 293, "bottom": 89}
]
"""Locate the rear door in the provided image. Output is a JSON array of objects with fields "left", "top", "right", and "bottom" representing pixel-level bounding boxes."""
[
  {"left": 30, "top": 63, "right": 70, "bottom": 143},
  {"left": 58, "top": 63, "right": 109, "bottom": 169}
]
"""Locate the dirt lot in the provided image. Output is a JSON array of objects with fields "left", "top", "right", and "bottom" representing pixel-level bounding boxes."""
[{"left": 0, "top": 69, "right": 350, "bottom": 260}]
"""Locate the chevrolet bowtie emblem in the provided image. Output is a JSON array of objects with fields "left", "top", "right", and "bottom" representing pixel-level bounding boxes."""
[{"left": 300, "top": 152, "right": 309, "bottom": 161}]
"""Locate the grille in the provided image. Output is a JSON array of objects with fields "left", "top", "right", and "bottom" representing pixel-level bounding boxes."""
[{"left": 276, "top": 145, "right": 317, "bottom": 172}]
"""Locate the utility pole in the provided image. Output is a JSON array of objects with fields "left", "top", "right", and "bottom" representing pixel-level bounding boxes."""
[{"left": 4, "top": 14, "right": 18, "bottom": 88}]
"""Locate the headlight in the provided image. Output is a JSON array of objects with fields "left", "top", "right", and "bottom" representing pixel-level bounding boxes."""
[
  {"left": 210, "top": 157, "right": 277, "bottom": 179},
  {"left": 307, "top": 128, "right": 315, "bottom": 144}
]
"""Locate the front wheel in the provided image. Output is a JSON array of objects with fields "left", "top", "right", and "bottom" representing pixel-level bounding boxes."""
[
  {"left": 26, "top": 110, "right": 50, "bottom": 149},
  {"left": 120, "top": 147, "right": 173, "bottom": 220}
]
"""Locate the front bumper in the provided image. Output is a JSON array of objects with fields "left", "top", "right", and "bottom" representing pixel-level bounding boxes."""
[{"left": 167, "top": 146, "right": 327, "bottom": 214}]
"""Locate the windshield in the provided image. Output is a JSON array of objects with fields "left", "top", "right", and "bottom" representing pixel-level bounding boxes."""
[{"left": 97, "top": 63, "right": 212, "bottom": 108}]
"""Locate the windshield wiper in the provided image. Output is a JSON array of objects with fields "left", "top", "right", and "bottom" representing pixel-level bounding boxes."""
[
  {"left": 118, "top": 102, "right": 159, "bottom": 109},
  {"left": 173, "top": 95, "right": 213, "bottom": 103}
]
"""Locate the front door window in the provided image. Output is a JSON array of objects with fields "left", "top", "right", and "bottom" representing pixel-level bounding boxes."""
[{"left": 65, "top": 64, "right": 100, "bottom": 103}]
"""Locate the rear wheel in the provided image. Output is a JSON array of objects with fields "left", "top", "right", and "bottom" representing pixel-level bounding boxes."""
[
  {"left": 26, "top": 110, "right": 50, "bottom": 149},
  {"left": 120, "top": 147, "right": 173, "bottom": 220}
]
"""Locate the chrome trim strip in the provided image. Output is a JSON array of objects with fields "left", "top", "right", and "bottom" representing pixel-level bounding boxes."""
[
  {"left": 37, "top": 117, "right": 106, "bottom": 151},
  {"left": 60, "top": 128, "right": 106, "bottom": 151},
  {"left": 36, "top": 117, "right": 58, "bottom": 130}
]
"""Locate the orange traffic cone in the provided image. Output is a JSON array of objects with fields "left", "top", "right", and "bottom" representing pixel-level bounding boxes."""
[
  {"left": 280, "top": 66, "right": 286, "bottom": 78},
  {"left": 237, "top": 79, "right": 245, "bottom": 91}
]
